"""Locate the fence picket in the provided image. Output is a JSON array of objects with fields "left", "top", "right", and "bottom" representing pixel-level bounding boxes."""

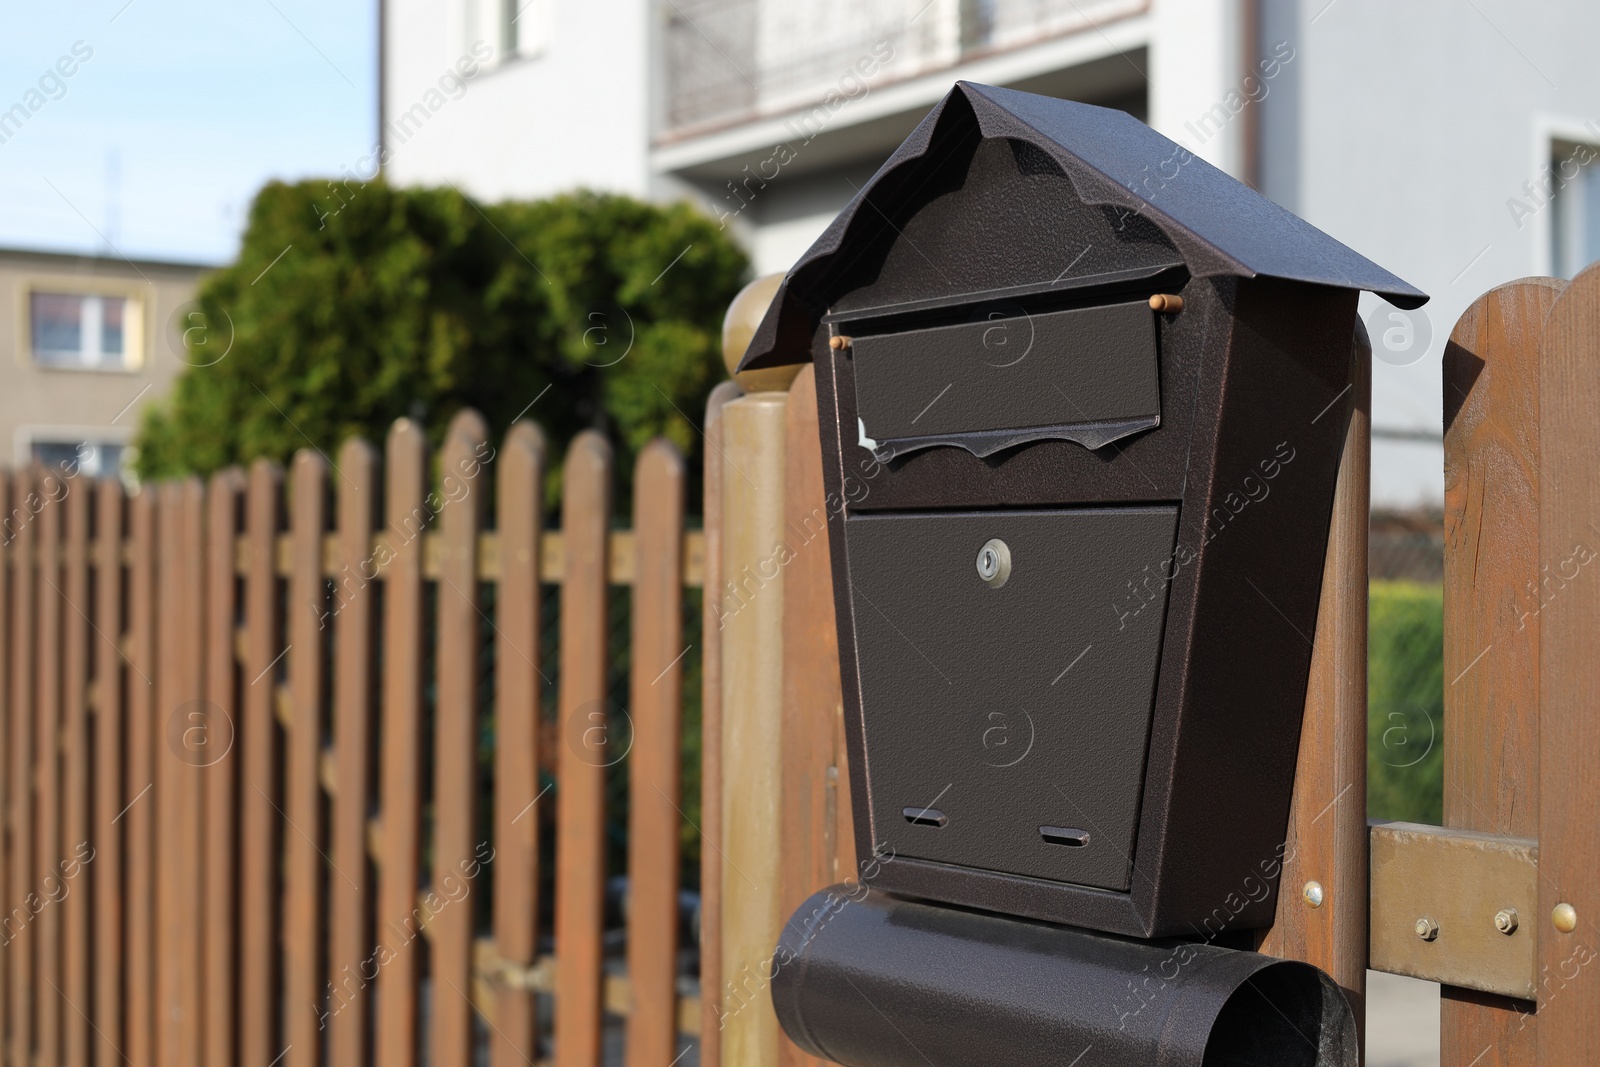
[
  {"left": 377, "top": 421, "right": 427, "bottom": 1067},
  {"left": 1536, "top": 264, "right": 1600, "bottom": 1065},
  {"left": 92, "top": 478, "right": 127, "bottom": 1064},
  {"left": 181, "top": 479, "right": 207, "bottom": 1067},
  {"left": 0, "top": 472, "right": 10, "bottom": 1056},
  {"left": 286, "top": 452, "right": 329, "bottom": 1067},
  {"left": 36, "top": 469, "right": 64, "bottom": 1067},
  {"left": 433, "top": 411, "right": 489, "bottom": 1067},
  {"left": 330, "top": 441, "right": 377, "bottom": 1067},
  {"left": 9, "top": 472, "right": 37, "bottom": 1067},
  {"left": 206, "top": 470, "right": 246, "bottom": 1066},
  {"left": 240, "top": 460, "right": 284, "bottom": 1067},
  {"left": 625, "top": 440, "right": 687, "bottom": 1067},
  {"left": 125, "top": 485, "right": 157, "bottom": 1067},
  {"left": 492, "top": 422, "right": 546, "bottom": 1067},
  {"left": 61, "top": 470, "right": 91, "bottom": 1067},
  {"left": 555, "top": 431, "right": 612, "bottom": 1067},
  {"left": 1438, "top": 278, "right": 1561, "bottom": 1066}
]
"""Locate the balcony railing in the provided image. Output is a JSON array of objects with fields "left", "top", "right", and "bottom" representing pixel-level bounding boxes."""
[{"left": 661, "top": 0, "right": 1144, "bottom": 137}]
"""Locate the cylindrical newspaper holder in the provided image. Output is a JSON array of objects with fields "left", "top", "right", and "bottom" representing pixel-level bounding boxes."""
[{"left": 771, "top": 887, "right": 1357, "bottom": 1067}]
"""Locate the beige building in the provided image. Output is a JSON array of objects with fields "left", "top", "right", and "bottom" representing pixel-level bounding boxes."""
[{"left": 0, "top": 247, "right": 207, "bottom": 482}]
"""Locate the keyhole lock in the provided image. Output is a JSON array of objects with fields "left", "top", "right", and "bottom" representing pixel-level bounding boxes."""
[{"left": 976, "top": 538, "right": 1012, "bottom": 588}]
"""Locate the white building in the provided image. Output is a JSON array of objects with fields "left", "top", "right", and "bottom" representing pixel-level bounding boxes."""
[{"left": 380, "top": 0, "right": 1600, "bottom": 508}]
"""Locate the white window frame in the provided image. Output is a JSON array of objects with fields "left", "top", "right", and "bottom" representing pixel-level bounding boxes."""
[
  {"left": 18, "top": 275, "right": 149, "bottom": 373},
  {"left": 1531, "top": 114, "right": 1600, "bottom": 278}
]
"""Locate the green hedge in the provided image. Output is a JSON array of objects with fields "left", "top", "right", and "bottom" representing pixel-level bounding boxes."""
[
  {"left": 136, "top": 181, "right": 749, "bottom": 495},
  {"left": 1368, "top": 581, "right": 1444, "bottom": 824}
]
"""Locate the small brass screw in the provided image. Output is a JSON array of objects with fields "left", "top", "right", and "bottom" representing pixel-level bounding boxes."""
[
  {"left": 1302, "top": 881, "right": 1324, "bottom": 908},
  {"left": 1553, "top": 902, "right": 1578, "bottom": 933},
  {"left": 1415, "top": 917, "right": 1439, "bottom": 942}
]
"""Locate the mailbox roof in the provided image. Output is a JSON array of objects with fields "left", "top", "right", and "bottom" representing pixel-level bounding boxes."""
[{"left": 738, "top": 81, "right": 1428, "bottom": 370}]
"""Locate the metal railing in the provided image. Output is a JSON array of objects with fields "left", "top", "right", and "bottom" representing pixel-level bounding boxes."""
[{"left": 661, "top": 0, "right": 1143, "bottom": 135}]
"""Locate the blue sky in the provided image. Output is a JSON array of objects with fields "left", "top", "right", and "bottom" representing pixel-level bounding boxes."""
[{"left": 0, "top": 0, "right": 376, "bottom": 265}]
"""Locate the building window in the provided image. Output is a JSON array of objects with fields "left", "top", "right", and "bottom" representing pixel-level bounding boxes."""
[
  {"left": 29, "top": 439, "right": 128, "bottom": 479},
  {"left": 28, "top": 290, "right": 143, "bottom": 370},
  {"left": 502, "top": 0, "right": 547, "bottom": 59},
  {"left": 1551, "top": 140, "right": 1600, "bottom": 278}
]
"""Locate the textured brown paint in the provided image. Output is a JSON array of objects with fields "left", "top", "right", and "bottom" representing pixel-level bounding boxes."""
[
  {"left": 125, "top": 487, "right": 156, "bottom": 1067},
  {"left": 625, "top": 440, "right": 687, "bottom": 1067},
  {"left": 1258, "top": 330, "right": 1370, "bottom": 1039},
  {"left": 240, "top": 460, "right": 284, "bottom": 1067},
  {"left": 61, "top": 470, "right": 91, "bottom": 1067},
  {"left": 555, "top": 431, "right": 612, "bottom": 1067},
  {"left": 1537, "top": 264, "right": 1600, "bottom": 1066},
  {"left": 9, "top": 472, "right": 36, "bottom": 1067},
  {"left": 286, "top": 452, "right": 328, "bottom": 1067},
  {"left": 329, "top": 441, "right": 377, "bottom": 1067},
  {"left": 1439, "top": 278, "right": 1563, "bottom": 1067},
  {"left": 36, "top": 469, "right": 63, "bottom": 1066},
  {"left": 92, "top": 478, "right": 126, "bottom": 1065},
  {"left": 377, "top": 422, "right": 426, "bottom": 1067},
  {"left": 776, "top": 367, "right": 848, "bottom": 1067},
  {"left": 433, "top": 411, "right": 487, "bottom": 1067},
  {"left": 205, "top": 471, "right": 245, "bottom": 1067},
  {"left": 493, "top": 422, "right": 545, "bottom": 1067},
  {"left": 700, "top": 380, "right": 742, "bottom": 1066}
]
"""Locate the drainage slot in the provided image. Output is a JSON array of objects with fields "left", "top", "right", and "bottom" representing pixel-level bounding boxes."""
[
  {"left": 903, "top": 806, "right": 947, "bottom": 827},
  {"left": 1040, "top": 826, "right": 1090, "bottom": 847}
]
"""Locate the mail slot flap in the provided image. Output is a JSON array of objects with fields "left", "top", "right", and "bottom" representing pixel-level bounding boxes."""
[
  {"left": 844, "top": 505, "right": 1179, "bottom": 892},
  {"left": 851, "top": 299, "right": 1160, "bottom": 459}
]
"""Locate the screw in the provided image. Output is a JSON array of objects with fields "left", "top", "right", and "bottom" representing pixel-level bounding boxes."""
[
  {"left": 1553, "top": 902, "right": 1578, "bottom": 933},
  {"left": 1415, "top": 917, "right": 1439, "bottom": 942},
  {"left": 1302, "top": 881, "right": 1323, "bottom": 908},
  {"left": 1494, "top": 908, "right": 1519, "bottom": 935}
]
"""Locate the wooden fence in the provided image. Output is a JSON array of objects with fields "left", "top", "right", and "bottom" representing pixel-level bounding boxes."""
[
  {"left": 4, "top": 265, "right": 1600, "bottom": 1067},
  {"left": 0, "top": 411, "right": 705, "bottom": 1067}
]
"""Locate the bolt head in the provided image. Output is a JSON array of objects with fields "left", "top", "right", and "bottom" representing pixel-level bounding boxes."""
[
  {"left": 1302, "top": 881, "right": 1324, "bottom": 908},
  {"left": 1415, "top": 917, "right": 1439, "bottom": 941},
  {"left": 1553, "top": 902, "right": 1579, "bottom": 933},
  {"left": 1494, "top": 908, "right": 1519, "bottom": 935}
]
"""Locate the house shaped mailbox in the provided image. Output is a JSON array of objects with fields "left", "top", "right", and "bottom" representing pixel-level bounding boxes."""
[{"left": 739, "top": 82, "right": 1427, "bottom": 939}]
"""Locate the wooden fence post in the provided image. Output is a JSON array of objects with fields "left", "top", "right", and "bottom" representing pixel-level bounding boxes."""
[
  {"left": 699, "top": 379, "right": 743, "bottom": 1067},
  {"left": 1536, "top": 263, "right": 1600, "bottom": 1065},
  {"left": 1259, "top": 324, "right": 1372, "bottom": 1035},
  {"left": 717, "top": 390, "right": 789, "bottom": 1067},
  {"left": 1437, "top": 277, "right": 1563, "bottom": 1067}
]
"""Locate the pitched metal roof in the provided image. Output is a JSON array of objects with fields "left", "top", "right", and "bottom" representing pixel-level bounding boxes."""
[{"left": 739, "top": 81, "right": 1427, "bottom": 370}]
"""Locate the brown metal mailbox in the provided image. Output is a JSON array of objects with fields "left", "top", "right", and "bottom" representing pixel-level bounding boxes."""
[{"left": 740, "top": 81, "right": 1427, "bottom": 940}]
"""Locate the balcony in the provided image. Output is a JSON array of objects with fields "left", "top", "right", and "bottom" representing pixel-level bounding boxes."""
[{"left": 660, "top": 0, "right": 1146, "bottom": 139}]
